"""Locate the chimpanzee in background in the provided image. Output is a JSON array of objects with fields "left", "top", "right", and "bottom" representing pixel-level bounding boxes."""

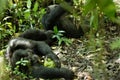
[
  {"left": 41, "top": 4, "right": 84, "bottom": 38},
  {"left": 6, "top": 37, "right": 74, "bottom": 80}
]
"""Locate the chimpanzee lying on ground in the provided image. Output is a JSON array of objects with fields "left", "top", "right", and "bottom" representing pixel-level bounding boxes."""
[
  {"left": 42, "top": 4, "right": 84, "bottom": 38},
  {"left": 6, "top": 37, "right": 60, "bottom": 68},
  {"left": 6, "top": 38, "right": 74, "bottom": 80}
]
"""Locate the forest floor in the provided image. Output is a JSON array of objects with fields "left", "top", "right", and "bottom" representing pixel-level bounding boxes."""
[{"left": 52, "top": 19, "right": 120, "bottom": 80}]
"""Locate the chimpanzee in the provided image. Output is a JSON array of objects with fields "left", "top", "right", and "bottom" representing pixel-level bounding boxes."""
[
  {"left": 6, "top": 38, "right": 74, "bottom": 80},
  {"left": 6, "top": 37, "right": 60, "bottom": 68},
  {"left": 10, "top": 49, "right": 74, "bottom": 80},
  {"left": 42, "top": 5, "right": 65, "bottom": 30},
  {"left": 41, "top": 4, "right": 84, "bottom": 38},
  {"left": 18, "top": 29, "right": 55, "bottom": 45}
]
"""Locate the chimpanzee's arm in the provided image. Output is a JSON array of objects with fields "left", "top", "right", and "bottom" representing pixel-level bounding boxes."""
[
  {"left": 30, "top": 52, "right": 74, "bottom": 80},
  {"left": 31, "top": 64, "right": 74, "bottom": 80},
  {"left": 19, "top": 29, "right": 47, "bottom": 41},
  {"left": 36, "top": 41, "right": 61, "bottom": 68},
  {"left": 19, "top": 29, "right": 54, "bottom": 45}
]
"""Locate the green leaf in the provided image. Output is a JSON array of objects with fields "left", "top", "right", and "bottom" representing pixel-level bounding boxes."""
[
  {"left": 24, "top": 9, "right": 30, "bottom": 19},
  {"left": 0, "top": 50, "right": 5, "bottom": 56},
  {"left": 16, "top": 61, "right": 21, "bottom": 65},
  {"left": 59, "top": 30, "right": 65, "bottom": 33},
  {"left": 58, "top": 39, "right": 62, "bottom": 46},
  {"left": 103, "top": 3, "right": 116, "bottom": 19},
  {"left": 97, "top": 0, "right": 116, "bottom": 19},
  {"left": 53, "top": 26, "right": 58, "bottom": 34},
  {"left": 83, "top": 0, "right": 96, "bottom": 15},
  {"left": 27, "top": 0, "right": 31, "bottom": 9},
  {"left": 44, "top": 58, "right": 55, "bottom": 68},
  {"left": 90, "top": 10, "right": 98, "bottom": 29},
  {"left": 33, "top": 1, "right": 39, "bottom": 12}
]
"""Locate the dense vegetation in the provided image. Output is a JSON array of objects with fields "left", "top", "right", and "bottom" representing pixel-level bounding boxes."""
[{"left": 0, "top": 0, "right": 120, "bottom": 80}]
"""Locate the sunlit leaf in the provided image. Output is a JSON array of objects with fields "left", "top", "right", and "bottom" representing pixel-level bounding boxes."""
[
  {"left": 24, "top": 9, "right": 30, "bottom": 19},
  {"left": 27, "top": 0, "right": 31, "bottom": 9},
  {"left": 33, "top": 1, "right": 39, "bottom": 12},
  {"left": 53, "top": 26, "right": 58, "bottom": 34},
  {"left": 5, "top": 22, "right": 12, "bottom": 29},
  {"left": 97, "top": 0, "right": 116, "bottom": 19},
  {"left": 59, "top": 30, "right": 65, "bottom": 33}
]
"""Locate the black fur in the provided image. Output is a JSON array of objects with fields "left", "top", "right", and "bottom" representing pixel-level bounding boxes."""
[
  {"left": 42, "top": 4, "right": 84, "bottom": 38},
  {"left": 6, "top": 38, "right": 61, "bottom": 68},
  {"left": 19, "top": 29, "right": 54, "bottom": 45},
  {"left": 19, "top": 29, "right": 47, "bottom": 41},
  {"left": 6, "top": 40, "right": 74, "bottom": 80},
  {"left": 30, "top": 52, "right": 74, "bottom": 80},
  {"left": 10, "top": 49, "right": 33, "bottom": 72},
  {"left": 31, "top": 64, "right": 74, "bottom": 80},
  {"left": 42, "top": 5, "right": 66, "bottom": 30}
]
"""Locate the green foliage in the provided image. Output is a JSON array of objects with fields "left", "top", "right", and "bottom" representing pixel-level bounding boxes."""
[
  {"left": 13, "top": 66, "right": 28, "bottom": 79},
  {"left": 44, "top": 58, "right": 55, "bottom": 68},
  {"left": 13, "top": 58, "right": 31, "bottom": 79},
  {"left": 53, "top": 26, "right": 72, "bottom": 46},
  {"left": 0, "top": 22, "right": 15, "bottom": 39},
  {"left": 0, "top": 0, "right": 7, "bottom": 19},
  {"left": 110, "top": 38, "right": 120, "bottom": 49},
  {"left": 15, "top": 58, "right": 30, "bottom": 66},
  {"left": 0, "top": 49, "right": 5, "bottom": 56},
  {"left": 83, "top": 0, "right": 116, "bottom": 19},
  {"left": 0, "top": 0, "right": 47, "bottom": 40},
  {"left": 83, "top": 0, "right": 116, "bottom": 33},
  {"left": 53, "top": 26, "right": 65, "bottom": 40},
  {"left": 27, "top": 0, "right": 31, "bottom": 9},
  {"left": 33, "top": 1, "right": 39, "bottom": 12}
]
